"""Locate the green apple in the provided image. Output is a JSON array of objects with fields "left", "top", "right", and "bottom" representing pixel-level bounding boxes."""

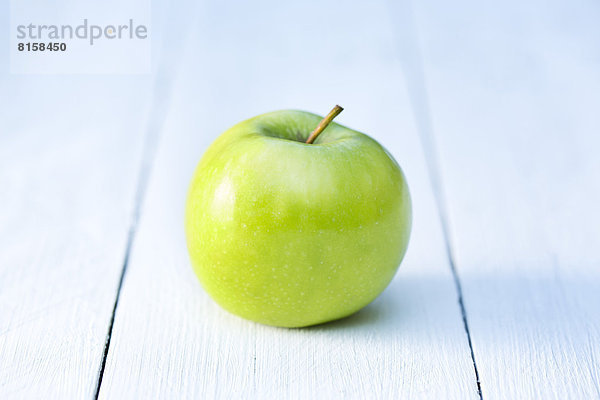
[{"left": 185, "top": 106, "right": 411, "bottom": 327}]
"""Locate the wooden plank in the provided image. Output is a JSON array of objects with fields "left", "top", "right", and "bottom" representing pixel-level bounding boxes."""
[
  {"left": 99, "top": 1, "right": 479, "bottom": 398},
  {"left": 0, "top": 1, "right": 197, "bottom": 396},
  {"left": 0, "top": 74, "right": 153, "bottom": 398},
  {"left": 411, "top": 0, "right": 600, "bottom": 398}
]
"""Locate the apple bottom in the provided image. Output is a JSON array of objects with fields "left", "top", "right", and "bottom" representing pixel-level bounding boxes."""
[{"left": 188, "top": 216, "right": 408, "bottom": 328}]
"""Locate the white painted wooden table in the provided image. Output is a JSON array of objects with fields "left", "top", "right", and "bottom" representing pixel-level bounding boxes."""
[{"left": 1, "top": 1, "right": 599, "bottom": 399}]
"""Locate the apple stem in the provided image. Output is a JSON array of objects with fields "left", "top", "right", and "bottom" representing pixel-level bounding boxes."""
[{"left": 305, "top": 105, "right": 344, "bottom": 144}]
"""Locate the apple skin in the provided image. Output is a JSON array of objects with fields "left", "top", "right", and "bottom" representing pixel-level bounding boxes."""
[{"left": 185, "top": 110, "right": 411, "bottom": 327}]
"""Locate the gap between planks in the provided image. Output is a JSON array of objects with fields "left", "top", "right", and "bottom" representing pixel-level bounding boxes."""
[
  {"left": 407, "top": 63, "right": 484, "bottom": 400},
  {"left": 385, "top": 0, "right": 483, "bottom": 398},
  {"left": 92, "top": 64, "right": 176, "bottom": 400}
]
